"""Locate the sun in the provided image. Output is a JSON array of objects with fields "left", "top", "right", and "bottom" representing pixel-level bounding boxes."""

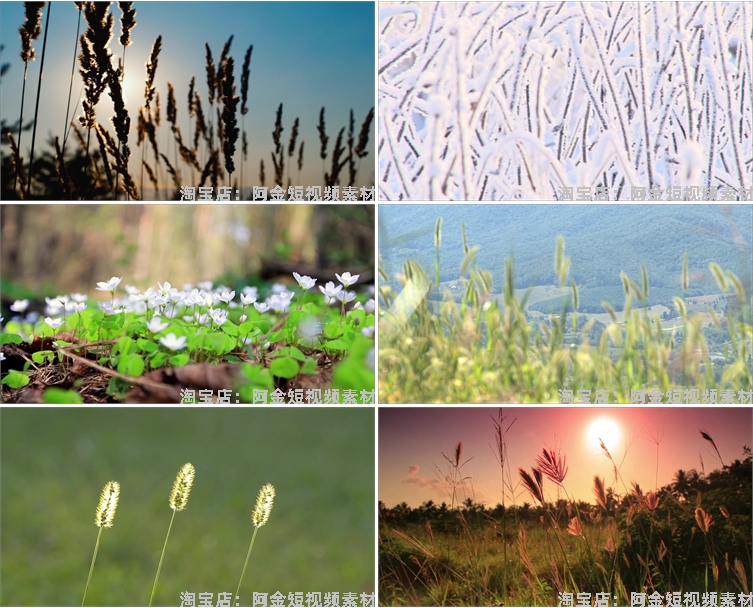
[{"left": 587, "top": 417, "right": 621, "bottom": 453}]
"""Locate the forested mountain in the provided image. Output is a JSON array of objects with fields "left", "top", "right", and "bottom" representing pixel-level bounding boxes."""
[{"left": 380, "top": 205, "right": 752, "bottom": 310}]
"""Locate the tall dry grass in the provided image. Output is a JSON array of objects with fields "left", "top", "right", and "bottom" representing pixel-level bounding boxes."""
[
  {"left": 380, "top": 424, "right": 753, "bottom": 606},
  {"left": 2, "top": 3, "right": 373, "bottom": 200}
]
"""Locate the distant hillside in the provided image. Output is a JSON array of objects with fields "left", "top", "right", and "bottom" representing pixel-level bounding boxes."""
[{"left": 379, "top": 205, "right": 753, "bottom": 310}]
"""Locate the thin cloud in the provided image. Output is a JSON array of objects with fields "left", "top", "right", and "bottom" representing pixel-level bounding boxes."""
[{"left": 402, "top": 465, "right": 441, "bottom": 490}]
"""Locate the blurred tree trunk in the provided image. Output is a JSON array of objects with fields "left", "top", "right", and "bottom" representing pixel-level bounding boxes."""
[{"left": 0, "top": 204, "right": 374, "bottom": 296}]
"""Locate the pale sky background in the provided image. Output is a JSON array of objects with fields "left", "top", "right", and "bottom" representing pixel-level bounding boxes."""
[
  {"left": 1, "top": 1, "right": 375, "bottom": 196},
  {"left": 379, "top": 407, "right": 752, "bottom": 508}
]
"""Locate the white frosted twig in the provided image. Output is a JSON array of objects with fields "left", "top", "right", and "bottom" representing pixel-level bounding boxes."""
[
  {"left": 381, "top": 105, "right": 413, "bottom": 200},
  {"left": 675, "top": 1, "right": 695, "bottom": 142},
  {"left": 453, "top": 20, "right": 472, "bottom": 200},
  {"left": 635, "top": 2, "right": 654, "bottom": 187},
  {"left": 579, "top": 2, "right": 632, "bottom": 162},
  {"left": 712, "top": 2, "right": 746, "bottom": 191}
]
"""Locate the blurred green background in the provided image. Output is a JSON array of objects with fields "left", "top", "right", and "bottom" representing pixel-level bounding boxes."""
[{"left": 1, "top": 407, "right": 375, "bottom": 606}]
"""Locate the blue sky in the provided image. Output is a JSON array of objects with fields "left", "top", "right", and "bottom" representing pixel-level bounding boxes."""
[{"left": 1, "top": 1, "right": 375, "bottom": 196}]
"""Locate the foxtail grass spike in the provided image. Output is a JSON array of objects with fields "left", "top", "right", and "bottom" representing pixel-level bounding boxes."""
[
  {"left": 237, "top": 484, "right": 276, "bottom": 600},
  {"left": 83, "top": 481, "right": 120, "bottom": 606},
  {"left": 169, "top": 462, "right": 195, "bottom": 511},
  {"left": 96, "top": 480, "right": 120, "bottom": 528},
  {"left": 151, "top": 463, "right": 196, "bottom": 606},
  {"left": 252, "top": 483, "right": 275, "bottom": 528}
]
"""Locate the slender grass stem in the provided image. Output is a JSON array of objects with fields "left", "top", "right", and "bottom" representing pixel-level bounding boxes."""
[
  {"left": 27, "top": 2, "right": 52, "bottom": 199},
  {"left": 235, "top": 526, "right": 259, "bottom": 601},
  {"left": 149, "top": 508, "right": 176, "bottom": 606},
  {"left": 82, "top": 526, "right": 103, "bottom": 606}
]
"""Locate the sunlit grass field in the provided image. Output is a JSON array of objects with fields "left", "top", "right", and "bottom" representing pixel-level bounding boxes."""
[
  {"left": 379, "top": 220, "right": 752, "bottom": 403},
  {"left": 379, "top": 419, "right": 752, "bottom": 607},
  {"left": 1, "top": 408, "right": 374, "bottom": 606}
]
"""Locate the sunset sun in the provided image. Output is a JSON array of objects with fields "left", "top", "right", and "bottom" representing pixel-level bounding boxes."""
[{"left": 587, "top": 417, "right": 621, "bottom": 453}]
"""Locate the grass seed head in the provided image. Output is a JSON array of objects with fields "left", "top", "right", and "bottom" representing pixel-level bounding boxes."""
[
  {"left": 144, "top": 35, "right": 162, "bottom": 110},
  {"left": 95, "top": 481, "right": 120, "bottom": 528},
  {"left": 695, "top": 507, "right": 713, "bottom": 534},
  {"left": 169, "top": 462, "right": 195, "bottom": 512},
  {"left": 117, "top": 1, "right": 135, "bottom": 47},
  {"left": 252, "top": 483, "right": 275, "bottom": 528},
  {"left": 20, "top": 2, "right": 45, "bottom": 63},
  {"left": 221, "top": 56, "right": 239, "bottom": 175},
  {"left": 204, "top": 43, "right": 216, "bottom": 105},
  {"left": 317, "top": 107, "right": 328, "bottom": 160},
  {"left": 241, "top": 45, "right": 253, "bottom": 115},
  {"left": 535, "top": 447, "right": 568, "bottom": 486}
]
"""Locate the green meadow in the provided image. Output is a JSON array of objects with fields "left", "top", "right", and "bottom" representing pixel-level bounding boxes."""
[
  {"left": 379, "top": 217, "right": 752, "bottom": 403},
  {"left": 1, "top": 407, "right": 374, "bottom": 606}
]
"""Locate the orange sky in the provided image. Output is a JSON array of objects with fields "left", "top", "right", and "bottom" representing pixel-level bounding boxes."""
[{"left": 379, "top": 407, "right": 752, "bottom": 508}]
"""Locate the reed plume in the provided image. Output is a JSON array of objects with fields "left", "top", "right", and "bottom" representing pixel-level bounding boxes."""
[
  {"left": 83, "top": 481, "right": 120, "bottom": 606},
  {"left": 354, "top": 107, "right": 374, "bottom": 159},
  {"left": 536, "top": 447, "right": 568, "bottom": 486},
  {"left": 187, "top": 76, "right": 196, "bottom": 117},
  {"left": 567, "top": 516, "right": 584, "bottom": 537},
  {"left": 144, "top": 35, "right": 161, "bottom": 112},
  {"left": 272, "top": 103, "right": 283, "bottom": 154},
  {"left": 317, "top": 106, "right": 328, "bottom": 175},
  {"left": 271, "top": 103, "right": 284, "bottom": 185},
  {"left": 220, "top": 56, "right": 239, "bottom": 178},
  {"left": 700, "top": 429, "right": 724, "bottom": 466},
  {"left": 347, "top": 109, "right": 356, "bottom": 186},
  {"left": 204, "top": 43, "right": 216, "bottom": 106},
  {"left": 236, "top": 484, "right": 276, "bottom": 599},
  {"left": 286, "top": 117, "right": 299, "bottom": 184},
  {"left": 117, "top": 0, "right": 135, "bottom": 85},
  {"left": 166, "top": 82, "right": 177, "bottom": 131},
  {"left": 239, "top": 44, "right": 252, "bottom": 196},
  {"left": 193, "top": 92, "right": 206, "bottom": 150},
  {"left": 240, "top": 45, "right": 253, "bottom": 116},
  {"left": 288, "top": 117, "right": 299, "bottom": 158},
  {"left": 593, "top": 475, "right": 607, "bottom": 511},
  {"left": 695, "top": 507, "right": 713, "bottom": 534},
  {"left": 117, "top": 2, "right": 135, "bottom": 47},
  {"left": 297, "top": 141, "right": 304, "bottom": 172},
  {"left": 150, "top": 463, "right": 195, "bottom": 606},
  {"left": 519, "top": 467, "right": 545, "bottom": 505},
  {"left": 20, "top": 2, "right": 44, "bottom": 63},
  {"left": 259, "top": 158, "right": 265, "bottom": 187},
  {"left": 325, "top": 127, "right": 346, "bottom": 188},
  {"left": 217, "top": 34, "right": 234, "bottom": 88}
]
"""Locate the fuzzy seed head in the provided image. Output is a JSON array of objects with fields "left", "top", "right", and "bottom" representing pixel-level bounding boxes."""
[
  {"left": 252, "top": 483, "right": 275, "bottom": 528},
  {"left": 95, "top": 481, "right": 120, "bottom": 528},
  {"left": 169, "top": 463, "right": 195, "bottom": 512}
]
